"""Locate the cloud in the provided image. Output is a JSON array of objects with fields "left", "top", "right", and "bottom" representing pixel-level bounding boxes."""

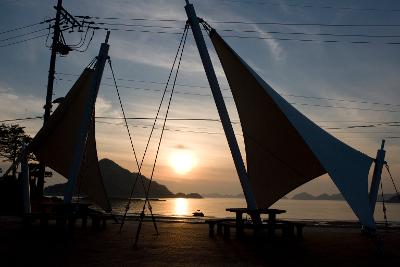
[
  {"left": 249, "top": 24, "right": 285, "bottom": 61},
  {"left": 0, "top": 88, "right": 43, "bottom": 119}
]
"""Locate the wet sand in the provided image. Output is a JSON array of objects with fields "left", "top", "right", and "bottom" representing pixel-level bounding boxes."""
[{"left": 1, "top": 216, "right": 399, "bottom": 266}]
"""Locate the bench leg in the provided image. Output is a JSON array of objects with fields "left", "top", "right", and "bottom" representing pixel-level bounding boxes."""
[
  {"left": 236, "top": 224, "right": 244, "bottom": 239},
  {"left": 217, "top": 223, "right": 223, "bottom": 235},
  {"left": 223, "top": 225, "right": 230, "bottom": 240},
  {"left": 209, "top": 223, "right": 215, "bottom": 237},
  {"left": 283, "top": 223, "right": 295, "bottom": 238},
  {"left": 296, "top": 225, "right": 303, "bottom": 239},
  {"left": 68, "top": 216, "right": 76, "bottom": 230},
  {"left": 40, "top": 215, "right": 48, "bottom": 227},
  {"left": 91, "top": 217, "right": 100, "bottom": 230},
  {"left": 268, "top": 224, "right": 276, "bottom": 239},
  {"left": 82, "top": 215, "right": 88, "bottom": 229}
]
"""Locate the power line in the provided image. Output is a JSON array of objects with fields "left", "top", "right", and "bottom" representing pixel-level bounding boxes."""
[
  {"left": 0, "top": 21, "right": 46, "bottom": 35},
  {"left": 209, "top": 21, "right": 400, "bottom": 27},
  {"left": 0, "top": 33, "right": 48, "bottom": 47},
  {"left": 2, "top": 115, "right": 399, "bottom": 133},
  {"left": 94, "top": 119, "right": 400, "bottom": 137},
  {"left": 0, "top": 27, "right": 50, "bottom": 42},
  {"left": 55, "top": 74, "right": 400, "bottom": 109},
  {"left": 220, "top": 34, "right": 400, "bottom": 45},
  {"left": 218, "top": 0, "right": 400, "bottom": 13},
  {"left": 218, "top": 29, "right": 400, "bottom": 39},
  {"left": 91, "top": 20, "right": 400, "bottom": 39},
  {"left": 85, "top": 15, "right": 400, "bottom": 27},
  {"left": 87, "top": 25, "right": 400, "bottom": 45},
  {"left": 0, "top": 116, "right": 43, "bottom": 123}
]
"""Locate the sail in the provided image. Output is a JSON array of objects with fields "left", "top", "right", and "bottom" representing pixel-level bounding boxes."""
[
  {"left": 210, "top": 31, "right": 375, "bottom": 228},
  {"left": 29, "top": 68, "right": 112, "bottom": 212}
]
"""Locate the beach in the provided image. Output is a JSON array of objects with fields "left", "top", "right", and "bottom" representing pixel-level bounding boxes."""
[{"left": 1, "top": 216, "right": 399, "bottom": 266}]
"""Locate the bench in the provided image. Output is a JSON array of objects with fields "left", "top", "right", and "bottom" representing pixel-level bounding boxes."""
[
  {"left": 220, "top": 220, "right": 305, "bottom": 240},
  {"left": 205, "top": 218, "right": 235, "bottom": 237},
  {"left": 21, "top": 210, "right": 115, "bottom": 231},
  {"left": 89, "top": 212, "right": 115, "bottom": 230},
  {"left": 22, "top": 212, "right": 80, "bottom": 229}
]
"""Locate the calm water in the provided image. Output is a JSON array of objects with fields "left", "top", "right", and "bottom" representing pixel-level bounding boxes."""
[{"left": 110, "top": 198, "right": 400, "bottom": 223}]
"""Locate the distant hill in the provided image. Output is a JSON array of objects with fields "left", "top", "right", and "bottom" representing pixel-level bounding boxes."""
[
  {"left": 291, "top": 192, "right": 400, "bottom": 202},
  {"left": 292, "top": 192, "right": 344, "bottom": 201},
  {"left": 99, "top": 158, "right": 174, "bottom": 198},
  {"left": 203, "top": 193, "right": 244, "bottom": 198},
  {"left": 44, "top": 158, "right": 203, "bottom": 198},
  {"left": 175, "top": 192, "right": 203, "bottom": 198}
]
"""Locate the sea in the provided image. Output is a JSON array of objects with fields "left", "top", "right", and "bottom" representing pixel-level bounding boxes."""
[{"left": 108, "top": 197, "right": 400, "bottom": 224}]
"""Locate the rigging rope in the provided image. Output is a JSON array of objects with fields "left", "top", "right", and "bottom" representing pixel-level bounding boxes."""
[
  {"left": 385, "top": 163, "right": 400, "bottom": 199},
  {"left": 108, "top": 58, "right": 155, "bottom": 230},
  {"left": 380, "top": 181, "right": 389, "bottom": 228},
  {"left": 116, "top": 23, "right": 190, "bottom": 232},
  {"left": 133, "top": 24, "right": 189, "bottom": 247}
]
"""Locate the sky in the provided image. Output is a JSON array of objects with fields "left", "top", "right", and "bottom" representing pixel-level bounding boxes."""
[{"left": 0, "top": 0, "right": 399, "bottom": 198}]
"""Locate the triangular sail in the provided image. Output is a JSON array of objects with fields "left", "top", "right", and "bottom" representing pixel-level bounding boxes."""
[
  {"left": 210, "top": 31, "right": 375, "bottom": 228},
  {"left": 29, "top": 68, "right": 112, "bottom": 212}
]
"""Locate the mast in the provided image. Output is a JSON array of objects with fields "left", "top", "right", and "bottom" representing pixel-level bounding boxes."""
[
  {"left": 37, "top": 0, "right": 63, "bottom": 197},
  {"left": 184, "top": 0, "right": 257, "bottom": 210},
  {"left": 369, "top": 139, "right": 386, "bottom": 214},
  {"left": 64, "top": 32, "right": 110, "bottom": 204}
]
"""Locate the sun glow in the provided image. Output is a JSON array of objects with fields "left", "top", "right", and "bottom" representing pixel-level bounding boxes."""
[
  {"left": 174, "top": 198, "right": 188, "bottom": 216},
  {"left": 168, "top": 149, "right": 197, "bottom": 175}
]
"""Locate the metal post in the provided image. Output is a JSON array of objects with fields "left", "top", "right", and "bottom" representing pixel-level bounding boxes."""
[
  {"left": 64, "top": 31, "right": 110, "bottom": 204},
  {"left": 37, "top": 0, "right": 63, "bottom": 197},
  {"left": 184, "top": 0, "right": 257, "bottom": 210},
  {"left": 20, "top": 144, "right": 31, "bottom": 214},
  {"left": 369, "top": 139, "right": 386, "bottom": 214}
]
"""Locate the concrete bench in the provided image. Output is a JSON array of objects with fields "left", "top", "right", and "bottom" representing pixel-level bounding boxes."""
[
  {"left": 88, "top": 212, "right": 115, "bottom": 230},
  {"left": 205, "top": 218, "right": 235, "bottom": 237},
  {"left": 220, "top": 220, "right": 305, "bottom": 240}
]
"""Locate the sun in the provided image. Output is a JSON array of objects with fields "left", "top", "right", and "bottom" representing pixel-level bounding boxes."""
[{"left": 168, "top": 149, "right": 197, "bottom": 175}]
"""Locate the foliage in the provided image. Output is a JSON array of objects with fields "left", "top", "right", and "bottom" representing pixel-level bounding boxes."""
[{"left": 0, "top": 124, "right": 35, "bottom": 175}]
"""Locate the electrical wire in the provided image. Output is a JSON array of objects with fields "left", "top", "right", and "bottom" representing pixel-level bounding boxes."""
[
  {"left": 218, "top": 0, "right": 400, "bottom": 13},
  {"left": 84, "top": 15, "right": 400, "bottom": 27},
  {"left": 0, "top": 33, "right": 49, "bottom": 47},
  {"left": 0, "top": 21, "right": 46, "bottom": 35},
  {"left": 90, "top": 20, "right": 400, "bottom": 39},
  {"left": 0, "top": 27, "right": 50, "bottom": 42},
  {"left": 55, "top": 74, "right": 400, "bottom": 109}
]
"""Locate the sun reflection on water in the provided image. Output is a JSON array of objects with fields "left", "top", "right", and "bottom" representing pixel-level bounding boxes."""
[{"left": 174, "top": 198, "right": 188, "bottom": 216}]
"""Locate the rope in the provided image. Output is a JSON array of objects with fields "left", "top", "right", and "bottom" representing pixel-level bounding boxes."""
[
  {"left": 108, "top": 58, "right": 148, "bottom": 229},
  {"left": 134, "top": 24, "right": 189, "bottom": 246},
  {"left": 385, "top": 163, "right": 400, "bottom": 199},
  {"left": 380, "top": 181, "right": 389, "bottom": 228},
  {"left": 115, "top": 24, "right": 190, "bottom": 232}
]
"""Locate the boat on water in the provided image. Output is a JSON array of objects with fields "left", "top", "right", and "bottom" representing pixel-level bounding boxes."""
[{"left": 193, "top": 210, "right": 204, "bottom": 217}]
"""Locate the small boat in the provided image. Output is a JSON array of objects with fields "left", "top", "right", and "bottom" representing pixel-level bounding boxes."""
[{"left": 192, "top": 209, "right": 204, "bottom": 217}]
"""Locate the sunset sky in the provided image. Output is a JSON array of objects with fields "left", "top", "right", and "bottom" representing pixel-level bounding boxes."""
[{"left": 0, "top": 0, "right": 399, "bottom": 197}]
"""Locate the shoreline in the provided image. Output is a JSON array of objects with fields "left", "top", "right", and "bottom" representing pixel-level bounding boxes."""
[{"left": 112, "top": 213, "right": 400, "bottom": 228}]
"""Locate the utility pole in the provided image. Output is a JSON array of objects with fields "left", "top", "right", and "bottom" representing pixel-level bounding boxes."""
[
  {"left": 36, "top": 0, "right": 87, "bottom": 197},
  {"left": 36, "top": 0, "right": 63, "bottom": 197}
]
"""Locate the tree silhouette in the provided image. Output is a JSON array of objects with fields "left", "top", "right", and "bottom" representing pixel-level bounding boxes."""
[{"left": 0, "top": 123, "right": 34, "bottom": 177}]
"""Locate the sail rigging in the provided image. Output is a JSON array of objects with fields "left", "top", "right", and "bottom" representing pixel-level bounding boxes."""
[
  {"left": 29, "top": 67, "right": 112, "bottom": 212},
  {"left": 209, "top": 30, "right": 375, "bottom": 229}
]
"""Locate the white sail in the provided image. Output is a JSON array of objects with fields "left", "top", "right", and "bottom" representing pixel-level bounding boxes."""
[
  {"left": 210, "top": 31, "right": 375, "bottom": 229},
  {"left": 29, "top": 69, "right": 112, "bottom": 212}
]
